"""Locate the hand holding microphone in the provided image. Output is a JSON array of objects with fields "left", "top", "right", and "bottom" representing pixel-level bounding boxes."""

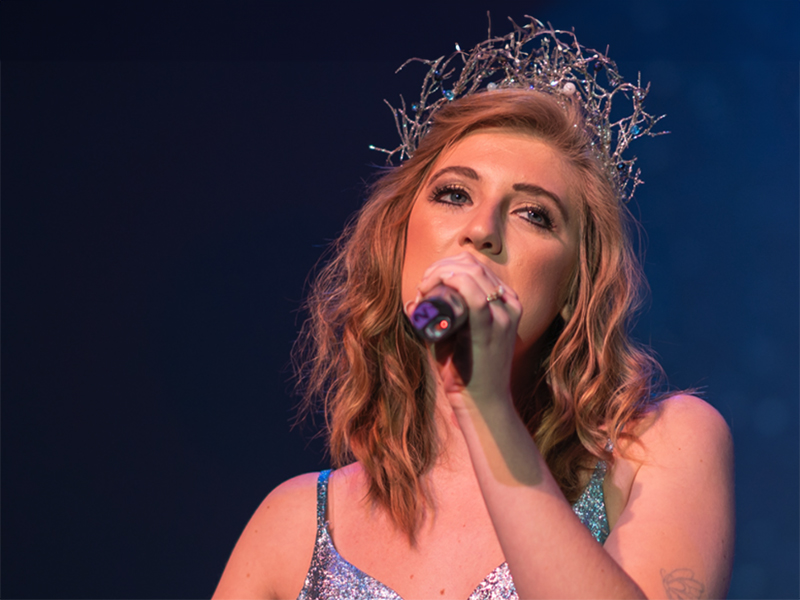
[
  {"left": 407, "top": 255, "right": 519, "bottom": 409},
  {"left": 408, "top": 254, "right": 511, "bottom": 344}
]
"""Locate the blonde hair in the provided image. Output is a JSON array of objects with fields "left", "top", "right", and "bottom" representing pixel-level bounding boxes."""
[{"left": 293, "top": 89, "right": 666, "bottom": 542}]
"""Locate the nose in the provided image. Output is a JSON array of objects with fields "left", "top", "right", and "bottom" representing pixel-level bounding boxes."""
[{"left": 459, "top": 204, "right": 503, "bottom": 255}]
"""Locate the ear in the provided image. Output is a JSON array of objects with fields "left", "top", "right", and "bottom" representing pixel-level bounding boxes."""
[{"left": 560, "top": 302, "right": 574, "bottom": 322}]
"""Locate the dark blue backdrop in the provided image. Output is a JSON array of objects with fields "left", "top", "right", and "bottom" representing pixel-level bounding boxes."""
[{"left": 2, "top": 1, "right": 798, "bottom": 598}]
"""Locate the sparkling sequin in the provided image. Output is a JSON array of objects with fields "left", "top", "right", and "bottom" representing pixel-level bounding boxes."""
[
  {"left": 571, "top": 460, "right": 611, "bottom": 546},
  {"left": 297, "top": 464, "right": 609, "bottom": 599}
]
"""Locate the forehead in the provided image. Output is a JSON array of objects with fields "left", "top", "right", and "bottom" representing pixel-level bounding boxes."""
[{"left": 428, "top": 128, "right": 576, "bottom": 196}]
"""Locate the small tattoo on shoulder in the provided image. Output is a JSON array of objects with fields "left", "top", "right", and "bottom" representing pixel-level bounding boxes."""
[{"left": 660, "top": 568, "right": 706, "bottom": 599}]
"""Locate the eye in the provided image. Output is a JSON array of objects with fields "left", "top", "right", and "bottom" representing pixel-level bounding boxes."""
[
  {"left": 516, "top": 205, "right": 554, "bottom": 229},
  {"left": 430, "top": 184, "right": 471, "bottom": 206}
]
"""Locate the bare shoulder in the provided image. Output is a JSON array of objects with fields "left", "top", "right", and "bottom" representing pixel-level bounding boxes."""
[
  {"left": 606, "top": 395, "right": 735, "bottom": 599},
  {"left": 212, "top": 472, "right": 320, "bottom": 600},
  {"left": 606, "top": 395, "right": 732, "bottom": 523},
  {"left": 635, "top": 394, "right": 733, "bottom": 466},
  {"left": 258, "top": 471, "right": 320, "bottom": 529}
]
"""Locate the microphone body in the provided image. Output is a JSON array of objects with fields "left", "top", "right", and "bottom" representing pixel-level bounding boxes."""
[{"left": 410, "top": 284, "right": 468, "bottom": 342}]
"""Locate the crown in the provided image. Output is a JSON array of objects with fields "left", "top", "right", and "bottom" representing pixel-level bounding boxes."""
[{"left": 370, "top": 15, "right": 667, "bottom": 203}]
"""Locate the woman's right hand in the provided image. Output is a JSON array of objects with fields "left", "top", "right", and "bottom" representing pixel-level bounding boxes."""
[{"left": 406, "top": 252, "right": 522, "bottom": 414}]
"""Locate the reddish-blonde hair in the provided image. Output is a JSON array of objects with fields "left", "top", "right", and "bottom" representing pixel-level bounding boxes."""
[{"left": 293, "top": 89, "right": 666, "bottom": 541}]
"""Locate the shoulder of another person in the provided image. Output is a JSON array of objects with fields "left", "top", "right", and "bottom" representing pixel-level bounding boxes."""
[{"left": 213, "top": 471, "right": 320, "bottom": 600}]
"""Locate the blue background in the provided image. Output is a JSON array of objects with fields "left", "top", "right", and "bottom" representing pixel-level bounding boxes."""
[{"left": 2, "top": 1, "right": 798, "bottom": 598}]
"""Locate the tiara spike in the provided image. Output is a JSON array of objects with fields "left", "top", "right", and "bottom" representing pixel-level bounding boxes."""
[{"left": 371, "top": 15, "right": 665, "bottom": 202}]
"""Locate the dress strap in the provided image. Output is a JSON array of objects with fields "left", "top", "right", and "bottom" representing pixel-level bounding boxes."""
[
  {"left": 571, "top": 460, "right": 610, "bottom": 545},
  {"left": 316, "top": 469, "right": 333, "bottom": 530}
]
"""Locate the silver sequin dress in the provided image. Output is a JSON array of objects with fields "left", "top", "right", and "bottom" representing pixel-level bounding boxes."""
[{"left": 297, "top": 465, "right": 609, "bottom": 600}]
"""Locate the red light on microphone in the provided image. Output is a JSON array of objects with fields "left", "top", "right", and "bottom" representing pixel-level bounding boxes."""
[{"left": 410, "top": 285, "right": 467, "bottom": 342}]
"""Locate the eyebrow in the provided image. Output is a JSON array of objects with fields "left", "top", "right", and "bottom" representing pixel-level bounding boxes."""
[
  {"left": 513, "top": 183, "right": 570, "bottom": 224},
  {"left": 427, "top": 165, "right": 570, "bottom": 224},
  {"left": 427, "top": 165, "right": 479, "bottom": 185}
]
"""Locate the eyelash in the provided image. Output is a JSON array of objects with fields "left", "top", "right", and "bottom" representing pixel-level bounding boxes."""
[
  {"left": 515, "top": 205, "right": 555, "bottom": 230},
  {"left": 430, "top": 184, "right": 471, "bottom": 206},
  {"left": 429, "top": 184, "right": 555, "bottom": 230}
]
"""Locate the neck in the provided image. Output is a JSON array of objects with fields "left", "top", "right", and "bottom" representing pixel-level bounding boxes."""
[{"left": 430, "top": 388, "right": 475, "bottom": 475}]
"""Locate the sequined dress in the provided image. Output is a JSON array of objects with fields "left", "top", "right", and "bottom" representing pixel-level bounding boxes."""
[{"left": 297, "top": 465, "right": 609, "bottom": 600}]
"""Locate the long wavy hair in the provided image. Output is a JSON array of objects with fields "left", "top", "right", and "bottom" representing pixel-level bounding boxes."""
[{"left": 293, "top": 89, "right": 666, "bottom": 542}]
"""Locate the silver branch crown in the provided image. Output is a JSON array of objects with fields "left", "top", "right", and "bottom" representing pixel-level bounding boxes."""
[{"left": 370, "top": 15, "right": 667, "bottom": 203}]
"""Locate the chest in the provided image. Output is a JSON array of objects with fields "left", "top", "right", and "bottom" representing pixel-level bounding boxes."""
[
  {"left": 330, "top": 490, "right": 505, "bottom": 599},
  {"left": 321, "top": 461, "right": 621, "bottom": 599}
]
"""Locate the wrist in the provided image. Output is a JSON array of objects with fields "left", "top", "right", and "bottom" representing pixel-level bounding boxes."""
[{"left": 451, "top": 389, "right": 516, "bottom": 424}]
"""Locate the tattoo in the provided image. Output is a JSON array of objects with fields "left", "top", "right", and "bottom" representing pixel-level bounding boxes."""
[{"left": 660, "top": 568, "right": 706, "bottom": 599}]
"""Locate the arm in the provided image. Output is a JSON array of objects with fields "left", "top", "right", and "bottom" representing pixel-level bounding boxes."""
[
  {"left": 212, "top": 472, "right": 318, "bottom": 600},
  {"left": 455, "top": 392, "right": 733, "bottom": 599},
  {"left": 413, "top": 255, "right": 734, "bottom": 599},
  {"left": 604, "top": 396, "right": 735, "bottom": 599}
]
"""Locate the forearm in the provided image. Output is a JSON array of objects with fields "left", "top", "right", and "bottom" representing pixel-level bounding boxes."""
[{"left": 454, "top": 399, "right": 646, "bottom": 599}]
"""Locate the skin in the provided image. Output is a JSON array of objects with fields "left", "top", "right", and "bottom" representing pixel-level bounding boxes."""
[
  {"left": 402, "top": 129, "right": 580, "bottom": 409},
  {"left": 212, "top": 130, "right": 734, "bottom": 599}
]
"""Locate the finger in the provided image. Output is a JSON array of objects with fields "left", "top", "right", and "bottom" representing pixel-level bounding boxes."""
[
  {"left": 418, "top": 265, "right": 516, "bottom": 323},
  {"left": 418, "top": 257, "right": 502, "bottom": 299},
  {"left": 426, "top": 271, "right": 516, "bottom": 334}
]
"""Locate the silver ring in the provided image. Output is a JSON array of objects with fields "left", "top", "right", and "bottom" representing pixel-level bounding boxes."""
[{"left": 486, "top": 286, "right": 505, "bottom": 303}]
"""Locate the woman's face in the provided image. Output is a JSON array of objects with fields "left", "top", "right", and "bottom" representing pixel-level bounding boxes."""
[{"left": 402, "top": 128, "right": 582, "bottom": 357}]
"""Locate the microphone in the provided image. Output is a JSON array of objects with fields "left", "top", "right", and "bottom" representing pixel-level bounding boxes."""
[{"left": 410, "top": 284, "right": 468, "bottom": 342}]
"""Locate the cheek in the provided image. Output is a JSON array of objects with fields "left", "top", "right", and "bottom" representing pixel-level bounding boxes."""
[
  {"left": 402, "top": 203, "right": 461, "bottom": 307},
  {"left": 514, "top": 247, "right": 578, "bottom": 346}
]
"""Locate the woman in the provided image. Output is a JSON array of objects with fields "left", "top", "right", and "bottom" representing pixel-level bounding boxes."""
[{"left": 213, "top": 20, "right": 734, "bottom": 600}]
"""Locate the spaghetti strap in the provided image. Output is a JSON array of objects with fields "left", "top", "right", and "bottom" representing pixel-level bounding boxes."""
[
  {"left": 572, "top": 461, "right": 610, "bottom": 544},
  {"left": 298, "top": 464, "right": 609, "bottom": 598},
  {"left": 315, "top": 469, "right": 333, "bottom": 531}
]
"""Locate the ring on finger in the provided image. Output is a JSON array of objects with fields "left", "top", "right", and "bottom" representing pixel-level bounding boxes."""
[{"left": 486, "top": 286, "right": 505, "bottom": 303}]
